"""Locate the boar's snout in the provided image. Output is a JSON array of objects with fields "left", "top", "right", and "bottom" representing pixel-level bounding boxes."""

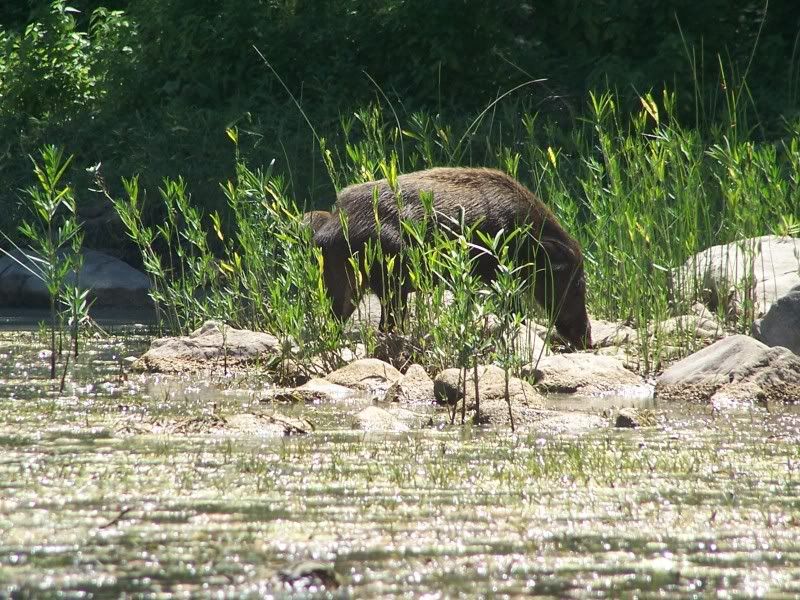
[{"left": 556, "top": 315, "right": 592, "bottom": 350}]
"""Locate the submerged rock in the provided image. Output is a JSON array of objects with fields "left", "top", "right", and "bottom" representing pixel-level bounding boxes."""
[
  {"left": 655, "top": 334, "right": 800, "bottom": 403},
  {"left": 533, "top": 411, "right": 611, "bottom": 434},
  {"left": 458, "top": 399, "right": 609, "bottom": 433},
  {"left": 383, "top": 363, "right": 436, "bottom": 403},
  {"left": 613, "top": 407, "right": 657, "bottom": 428},
  {"left": 132, "top": 320, "right": 280, "bottom": 374},
  {"left": 278, "top": 560, "right": 341, "bottom": 592},
  {"left": 260, "top": 387, "right": 334, "bottom": 404},
  {"left": 524, "top": 353, "right": 646, "bottom": 395},
  {"left": 224, "top": 413, "right": 313, "bottom": 436},
  {"left": 752, "top": 284, "right": 800, "bottom": 355},
  {"left": 354, "top": 405, "right": 430, "bottom": 432},
  {"left": 0, "top": 248, "right": 152, "bottom": 308},
  {"left": 116, "top": 411, "right": 311, "bottom": 436},
  {"left": 296, "top": 378, "right": 363, "bottom": 401},
  {"left": 260, "top": 377, "right": 363, "bottom": 404},
  {"left": 324, "top": 358, "right": 402, "bottom": 395}
]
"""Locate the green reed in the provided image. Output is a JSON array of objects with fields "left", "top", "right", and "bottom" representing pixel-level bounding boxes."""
[
  {"left": 321, "top": 89, "right": 799, "bottom": 372},
  {"left": 107, "top": 129, "right": 344, "bottom": 378},
  {"left": 93, "top": 82, "right": 800, "bottom": 380},
  {"left": 2, "top": 145, "right": 89, "bottom": 378}
]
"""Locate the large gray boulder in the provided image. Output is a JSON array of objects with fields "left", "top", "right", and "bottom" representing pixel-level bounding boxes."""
[
  {"left": 655, "top": 334, "right": 800, "bottom": 403},
  {"left": 671, "top": 235, "right": 800, "bottom": 318},
  {"left": 132, "top": 320, "right": 280, "bottom": 374},
  {"left": 752, "top": 284, "right": 800, "bottom": 355},
  {"left": 0, "top": 249, "right": 151, "bottom": 308}
]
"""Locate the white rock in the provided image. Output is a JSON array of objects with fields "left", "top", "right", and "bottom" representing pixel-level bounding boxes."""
[{"left": 671, "top": 235, "right": 800, "bottom": 318}]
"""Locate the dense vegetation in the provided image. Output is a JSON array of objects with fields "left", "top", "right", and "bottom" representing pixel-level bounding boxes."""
[
  {"left": 1, "top": 0, "right": 799, "bottom": 244},
  {"left": 2, "top": 1, "right": 800, "bottom": 379}
]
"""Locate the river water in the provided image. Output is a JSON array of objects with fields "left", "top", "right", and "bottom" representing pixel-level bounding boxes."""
[{"left": 1, "top": 327, "right": 799, "bottom": 597}]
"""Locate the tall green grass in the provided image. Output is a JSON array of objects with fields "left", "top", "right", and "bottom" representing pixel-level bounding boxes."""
[
  {"left": 103, "top": 87, "right": 799, "bottom": 379},
  {"left": 104, "top": 131, "right": 345, "bottom": 378},
  {"left": 1, "top": 146, "right": 91, "bottom": 380},
  {"left": 322, "top": 90, "right": 799, "bottom": 367}
]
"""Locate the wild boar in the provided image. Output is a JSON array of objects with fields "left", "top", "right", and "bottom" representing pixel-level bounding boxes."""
[{"left": 312, "top": 167, "right": 591, "bottom": 348}]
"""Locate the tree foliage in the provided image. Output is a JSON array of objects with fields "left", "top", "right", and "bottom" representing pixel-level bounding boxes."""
[{"left": 1, "top": 0, "right": 798, "bottom": 247}]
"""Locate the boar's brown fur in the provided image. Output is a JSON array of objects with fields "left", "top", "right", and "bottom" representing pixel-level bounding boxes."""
[
  {"left": 301, "top": 210, "right": 332, "bottom": 233},
  {"left": 313, "top": 167, "right": 591, "bottom": 348}
]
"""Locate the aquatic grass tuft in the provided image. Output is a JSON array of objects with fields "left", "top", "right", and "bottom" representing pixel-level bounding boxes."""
[{"left": 1, "top": 145, "right": 90, "bottom": 379}]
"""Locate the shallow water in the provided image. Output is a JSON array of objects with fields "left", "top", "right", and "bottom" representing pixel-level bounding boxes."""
[{"left": 2, "top": 329, "right": 800, "bottom": 597}]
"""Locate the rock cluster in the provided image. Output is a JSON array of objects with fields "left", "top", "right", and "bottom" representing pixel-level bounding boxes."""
[{"left": 122, "top": 234, "right": 800, "bottom": 438}]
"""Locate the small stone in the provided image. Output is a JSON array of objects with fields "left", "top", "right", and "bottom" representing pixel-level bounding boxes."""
[
  {"left": 354, "top": 405, "right": 412, "bottom": 432},
  {"left": 279, "top": 561, "right": 341, "bottom": 590},
  {"left": 650, "top": 313, "right": 724, "bottom": 341},
  {"left": 384, "top": 363, "right": 435, "bottom": 403},
  {"left": 325, "top": 358, "right": 403, "bottom": 394},
  {"left": 132, "top": 320, "right": 280, "bottom": 374},
  {"left": 614, "top": 408, "right": 656, "bottom": 428},
  {"left": 433, "top": 365, "right": 545, "bottom": 427}
]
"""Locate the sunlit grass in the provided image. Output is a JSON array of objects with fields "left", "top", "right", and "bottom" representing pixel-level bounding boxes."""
[{"left": 80, "top": 87, "right": 800, "bottom": 378}]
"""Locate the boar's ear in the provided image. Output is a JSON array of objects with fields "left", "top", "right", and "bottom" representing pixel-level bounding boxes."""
[{"left": 539, "top": 237, "right": 578, "bottom": 272}]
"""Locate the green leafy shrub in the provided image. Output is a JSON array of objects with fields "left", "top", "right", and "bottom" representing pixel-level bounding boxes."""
[
  {"left": 0, "top": 0, "right": 136, "bottom": 124},
  {"left": 106, "top": 131, "right": 344, "bottom": 378}
]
